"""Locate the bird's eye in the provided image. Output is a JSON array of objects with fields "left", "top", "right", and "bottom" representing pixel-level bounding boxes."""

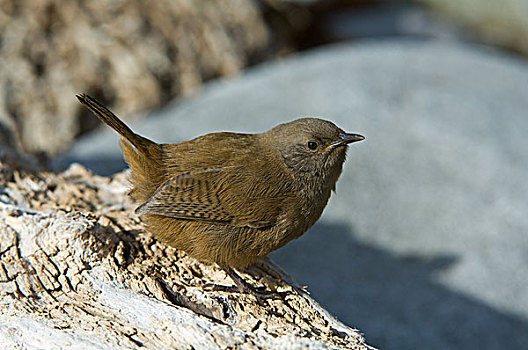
[{"left": 307, "top": 141, "right": 318, "bottom": 150}]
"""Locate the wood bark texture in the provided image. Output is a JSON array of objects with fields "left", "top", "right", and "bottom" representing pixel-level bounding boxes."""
[
  {"left": 0, "top": 0, "right": 279, "bottom": 155},
  {"left": 0, "top": 155, "right": 374, "bottom": 349}
]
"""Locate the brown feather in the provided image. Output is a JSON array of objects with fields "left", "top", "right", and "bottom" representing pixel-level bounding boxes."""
[{"left": 77, "top": 94, "right": 363, "bottom": 268}]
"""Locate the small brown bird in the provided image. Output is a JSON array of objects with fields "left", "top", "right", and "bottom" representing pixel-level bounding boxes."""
[{"left": 76, "top": 94, "right": 364, "bottom": 269}]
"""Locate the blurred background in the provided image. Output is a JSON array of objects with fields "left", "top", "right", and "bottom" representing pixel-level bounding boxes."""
[{"left": 1, "top": 0, "right": 527, "bottom": 349}]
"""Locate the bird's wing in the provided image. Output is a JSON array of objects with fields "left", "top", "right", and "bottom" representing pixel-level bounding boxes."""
[{"left": 135, "top": 167, "right": 293, "bottom": 229}]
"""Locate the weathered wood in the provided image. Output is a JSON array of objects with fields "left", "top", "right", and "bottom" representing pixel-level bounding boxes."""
[
  {"left": 0, "top": 156, "right": 374, "bottom": 349},
  {"left": 0, "top": 0, "right": 285, "bottom": 156}
]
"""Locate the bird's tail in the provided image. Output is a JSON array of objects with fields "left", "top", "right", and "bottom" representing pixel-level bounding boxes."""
[
  {"left": 76, "top": 93, "right": 154, "bottom": 152},
  {"left": 76, "top": 93, "right": 164, "bottom": 203}
]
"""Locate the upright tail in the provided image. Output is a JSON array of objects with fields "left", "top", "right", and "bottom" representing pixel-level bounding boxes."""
[
  {"left": 76, "top": 93, "right": 154, "bottom": 152},
  {"left": 76, "top": 93, "right": 164, "bottom": 203}
]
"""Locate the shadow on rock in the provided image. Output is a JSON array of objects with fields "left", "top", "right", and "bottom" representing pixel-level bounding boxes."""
[
  {"left": 271, "top": 221, "right": 528, "bottom": 350},
  {"left": 53, "top": 155, "right": 127, "bottom": 176}
]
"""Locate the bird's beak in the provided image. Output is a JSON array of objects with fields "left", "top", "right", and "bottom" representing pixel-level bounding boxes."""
[
  {"left": 331, "top": 132, "right": 365, "bottom": 147},
  {"left": 319, "top": 132, "right": 364, "bottom": 153}
]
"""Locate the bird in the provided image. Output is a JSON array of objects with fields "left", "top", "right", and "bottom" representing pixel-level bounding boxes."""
[{"left": 76, "top": 93, "right": 364, "bottom": 271}]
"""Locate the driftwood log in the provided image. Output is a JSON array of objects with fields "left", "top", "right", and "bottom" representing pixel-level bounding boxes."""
[
  {"left": 0, "top": 154, "right": 374, "bottom": 349},
  {"left": 0, "top": 0, "right": 283, "bottom": 156}
]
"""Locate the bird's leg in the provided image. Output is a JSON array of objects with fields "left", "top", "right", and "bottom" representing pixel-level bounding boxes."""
[
  {"left": 203, "top": 267, "right": 280, "bottom": 299},
  {"left": 253, "top": 258, "right": 308, "bottom": 295},
  {"left": 226, "top": 267, "right": 282, "bottom": 299}
]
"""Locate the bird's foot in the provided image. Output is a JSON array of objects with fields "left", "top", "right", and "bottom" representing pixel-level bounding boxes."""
[{"left": 202, "top": 268, "right": 281, "bottom": 299}]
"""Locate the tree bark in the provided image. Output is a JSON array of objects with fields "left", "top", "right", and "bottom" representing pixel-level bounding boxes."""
[{"left": 0, "top": 156, "right": 374, "bottom": 349}]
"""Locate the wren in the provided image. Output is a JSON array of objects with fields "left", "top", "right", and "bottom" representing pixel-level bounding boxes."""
[{"left": 76, "top": 94, "right": 364, "bottom": 269}]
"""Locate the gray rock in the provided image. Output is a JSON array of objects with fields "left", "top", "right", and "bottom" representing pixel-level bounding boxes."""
[
  {"left": 56, "top": 40, "right": 528, "bottom": 350},
  {"left": 320, "top": 3, "right": 467, "bottom": 41}
]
